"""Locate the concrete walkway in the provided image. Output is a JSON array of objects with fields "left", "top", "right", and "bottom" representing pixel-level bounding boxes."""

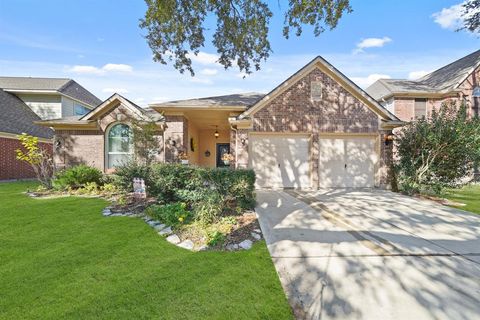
[{"left": 256, "top": 189, "right": 480, "bottom": 320}]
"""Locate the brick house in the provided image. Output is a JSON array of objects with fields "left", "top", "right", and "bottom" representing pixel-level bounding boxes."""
[
  {"left": 366, "top": 49, "right": 480, "bottom": 121},
  {"left": 38, "top": 56, "right": 402, "bottom": 189},
  {"left": 0, "top": 77, "right": 101, "bottom": 180}
]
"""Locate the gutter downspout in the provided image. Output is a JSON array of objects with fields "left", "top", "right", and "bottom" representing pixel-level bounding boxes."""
[{"left": 230, "top": 124, "right": 238, "bottom": 169}]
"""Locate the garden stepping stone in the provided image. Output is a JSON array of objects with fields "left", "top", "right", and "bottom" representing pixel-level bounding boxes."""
[
  {"left": 153, "top": 224, "right": 166, "bottom": 232},
  {"left": 177, "top": 240, "right": 194, "bottom": 250},
  {"left": 158, "top": 226, "right": 172, "bottom": 236},
  {"left": 166, "top": 234, "right": 180, "bottom": 244},
  {"left": 238, "top": 239, "right": 253, "bottom": 250}
]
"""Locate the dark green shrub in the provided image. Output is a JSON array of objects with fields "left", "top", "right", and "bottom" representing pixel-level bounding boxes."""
[
  {"left": 113, "top": 161, "right": 152, "bottom": 192},
  {"left": 206, "top": 231, "right": 225, "bottom": 246},
  {"left": 145, "top": 202, "right": 190, "bottom": 226},
  {"left": 53, "top": 164, "right": 103, "bottom": 189}
]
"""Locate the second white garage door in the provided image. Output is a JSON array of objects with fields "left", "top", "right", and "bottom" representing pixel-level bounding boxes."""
[
  {"left": 250, "top": 135, "right": 310, "bottom": 189},
  {"left": 319, "top": 136, "right": 378, "bottom": 188}
]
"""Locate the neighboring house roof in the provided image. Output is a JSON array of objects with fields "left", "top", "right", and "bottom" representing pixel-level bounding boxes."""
[
  {"left": 239, "top": 55, "right": 400, "bottom": 123},
  {"left": 0, "top": 76, "right": 102, "bottom": 107},
  {"left": 150, "top": 92, "right": 264, "bottom": 108},
  {"left": 366, "top": 49, "right": 480, "bottom": 100},
  {"left": 37, "top": 93, "right": 164, "bottom": 128},
  {"left": 0, "top": 89, "right": 53, "bottom": 139}
]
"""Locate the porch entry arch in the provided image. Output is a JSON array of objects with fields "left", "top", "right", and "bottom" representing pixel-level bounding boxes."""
[{"left": 105, "top": 122, "right": 133, "bottom": 169}]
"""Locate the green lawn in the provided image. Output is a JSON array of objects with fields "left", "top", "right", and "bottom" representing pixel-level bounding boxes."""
[
  {"left": 0, "top": 181, "right": 292, "bottom": 319},
  {"left": 443, "top": 184, "right": 480, "bottom": 215}
]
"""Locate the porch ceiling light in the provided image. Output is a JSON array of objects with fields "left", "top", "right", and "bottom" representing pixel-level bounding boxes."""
[{"left": 214, "top": 126, "right": 219, "bottom": 139}]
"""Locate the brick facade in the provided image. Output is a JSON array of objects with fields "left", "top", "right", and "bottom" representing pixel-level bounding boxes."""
[
  {"left": 0, "top": 136, "right": 52, "bottom": 180},
  {"left": 163, "top": 115, "right": 188, "bottom": 162},
  {"left": 231, "top": 68, "right": 393, "bottom": 189}
]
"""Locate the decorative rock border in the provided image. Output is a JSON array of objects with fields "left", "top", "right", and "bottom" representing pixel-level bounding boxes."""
[{"left": 102, "top": 206, "right": 263, "bottom": 252}]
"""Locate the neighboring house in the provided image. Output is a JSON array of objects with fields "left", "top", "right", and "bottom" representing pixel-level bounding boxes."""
[
  {"left": 0, "top": 89, "right": 53, "bottom": 180},
  {"left": 0, "top": 77, "right": 102, "bottom": 120},
  {"left": 366, "top": 49, "right": 480, "bottom": 121},
  {"left": 37, "top": 56, "right": 402, "bottom": 189},
  {"left": 0, "top": 77, "right": 101, "bottom": 180}
]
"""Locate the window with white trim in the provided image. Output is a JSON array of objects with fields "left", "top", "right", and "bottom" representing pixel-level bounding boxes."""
[{"left": 107, "top": 123, "right": 133, "bottom": 169}]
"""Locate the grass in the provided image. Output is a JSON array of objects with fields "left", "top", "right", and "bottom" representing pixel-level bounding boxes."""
[
  {"left": 443, "top": 184, "right": 480, "bottom": 215},
  {"left": 0, "top": 181, "right": 292, "bottom": 319}
]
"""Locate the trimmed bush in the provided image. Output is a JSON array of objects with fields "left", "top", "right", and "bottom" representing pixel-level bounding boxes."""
[
  {"left": 53, "top": 164, "right": 103, "bottom": 189},
  {"left": 113, "top": 161, "right": 152, "bottom": 191}
]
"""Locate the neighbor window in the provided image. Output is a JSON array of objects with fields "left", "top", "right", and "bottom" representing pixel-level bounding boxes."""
[
  {"left": 107, "top": 123, "right": 133, "bottom": 169},
  {"left": 74, "top": 103, "right": 90, "bottom": 116},
  {"left": 414, "top": 98, "right": 427, "bottom": 119}
]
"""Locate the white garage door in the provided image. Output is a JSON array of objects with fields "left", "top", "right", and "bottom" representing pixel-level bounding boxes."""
[
  {"left": 319, "top": 136, "right": 378, "bottom": 188},
  {"left": 250, "top": 135, "right": 310, "bottom": 189}
]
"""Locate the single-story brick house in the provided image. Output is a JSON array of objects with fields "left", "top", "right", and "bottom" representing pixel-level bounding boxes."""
[
  {"left": 38, "top": 56, "right": 402, "bottom": 189},
  {"left": 366, "top": 49, "right": 480, "bottom": 121}
]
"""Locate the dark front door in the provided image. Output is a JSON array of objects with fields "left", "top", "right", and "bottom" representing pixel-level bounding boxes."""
[{"left": 216, "top": 143, "right": 230, "bottom": 168}]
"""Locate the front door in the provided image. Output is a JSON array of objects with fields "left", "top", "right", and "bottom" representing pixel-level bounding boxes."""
[{"left": 216, "top": 143, "right": 230, "bottom": 168}]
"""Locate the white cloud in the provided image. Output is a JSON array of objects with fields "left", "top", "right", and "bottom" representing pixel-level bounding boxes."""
[
  {"left": 408, "top": 70, "right": 430, "bottom": 80},
  {"left": 69, "top": 65, "right": 104, "bottom": 75},
  {"left": 200, "top": 68, "right": 218, "bottom": 76},
  {"left": 432, "top": 3, "right": 465, "bottom": 30},
  {"left": 351, "top": 73, "right": 391, "bottom": 88},
  {"left": 68, "top": 63, "right": 133, "bottom": 75},
  {"left": 354, "top": 37, "right": 392, "bottom": 54},
  {"left": 102, "top": 63, "right": 133, "bottom": 72},
  {"left": 188, "top": 51, "right": 219, "bottom": 65},
  {"left": 102, "top": 87, "right": 129, "bottom": 94}
]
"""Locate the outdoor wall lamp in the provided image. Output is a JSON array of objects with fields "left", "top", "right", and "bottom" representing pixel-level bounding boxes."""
[
  {"left": 214, "top": 125, "right": 219, "bottom": 139},
  {"left": 384, "top": 133, "right": 394, "bottom": 146}
]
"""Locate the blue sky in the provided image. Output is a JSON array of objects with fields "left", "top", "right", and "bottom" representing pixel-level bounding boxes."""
[{"left": 0, "top": 0, "right": 478, "bottom": 106}]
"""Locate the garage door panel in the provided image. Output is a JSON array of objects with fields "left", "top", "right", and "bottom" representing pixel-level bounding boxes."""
[
  {"left": 250, "top": 135, "right": 310, "bottom": 189},
  {"left": 319, "top": 136, "right": 377, "bottom": 188}
]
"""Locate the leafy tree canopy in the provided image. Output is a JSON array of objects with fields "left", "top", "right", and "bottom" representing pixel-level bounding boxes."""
[
  {"left": 140, "top": 0, "right": 351, "bottom": 76},
  {"left": 461, "top": 0, "right": 480, "bottom": 33}
]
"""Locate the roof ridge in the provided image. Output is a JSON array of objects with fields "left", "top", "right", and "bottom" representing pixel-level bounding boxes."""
[{"left": 418, "top": 49, "right": 480, "bottom": 82}]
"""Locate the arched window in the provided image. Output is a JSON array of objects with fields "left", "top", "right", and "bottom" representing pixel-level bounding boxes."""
[{"left": 107, "top": 123, "right": 133, "bottom": 169}]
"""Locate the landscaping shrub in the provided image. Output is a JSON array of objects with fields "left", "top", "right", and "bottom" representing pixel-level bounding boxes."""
[
  {"left": 192, "top": 190, "right": 224, "bottom": 224},
  {"left": 114, "top": 161, "right": 152, "bottom": 191},
  {"left": 53, "top": 164, "right": 103, "bottom": 189},
  {"left": 145, "top": 202, "right": 191, "bottom": 226}
]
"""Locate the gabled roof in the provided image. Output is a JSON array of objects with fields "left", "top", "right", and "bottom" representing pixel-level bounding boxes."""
[
  {"left": 150, "top": 92, "right": 264, "bottom": 109},
  {"left": 0, "top": 89, "right": 53, "bottom": 139},
  {"left": 0, "top": 76, "right": 102, "bottom": 107},
  {"left": 366, "top": 49, "right": 480, "bottom": 100},
  {"left": 239, "top": 55, "right": 399, "bottom": 122}
]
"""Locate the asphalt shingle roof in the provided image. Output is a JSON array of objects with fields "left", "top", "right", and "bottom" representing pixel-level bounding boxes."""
[
  {"left": 0, "top": 76, "right": 102, "bottom": 107},
  {"left": 366, "top": 49, "right": 480, "bottom": 100},
  {"left": 0, "top": 89, "right": 53, "bottom": 139},
  {"left": 153, "top": 92, "right": 264, "bottom": 107}
]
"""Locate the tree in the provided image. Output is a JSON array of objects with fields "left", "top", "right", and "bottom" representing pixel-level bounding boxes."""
[
  {"left": 461, "top": 0, "right": 480, "bottom": 33},
  {"left": 394, "top": 101, "right": 480, "bottom": 194},
  {"left": 15, "top": 133, "right": 55, "bottom": 189},
  {"left": 131, "top": 119, "right": 161, "bottom": 165},
  {"left": 140, "top": 0, "right": 352, "bottom": 76}
]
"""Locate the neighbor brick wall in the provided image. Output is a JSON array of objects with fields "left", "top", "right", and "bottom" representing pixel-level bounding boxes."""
[
  {"left": 231, "top": 67, "right": 392, "bottom": 188},
  {"left": 0, "top": 137, "right": 52, "bottom": 180}
]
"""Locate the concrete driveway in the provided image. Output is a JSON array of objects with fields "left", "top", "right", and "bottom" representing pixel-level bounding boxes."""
[{"left": 255, "top": 189, "right": 480, "bottom": 320}]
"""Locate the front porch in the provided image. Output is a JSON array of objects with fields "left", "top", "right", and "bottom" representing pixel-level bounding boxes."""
[{"left": 153, "top": 106, "right": 241, "bottom": 168}]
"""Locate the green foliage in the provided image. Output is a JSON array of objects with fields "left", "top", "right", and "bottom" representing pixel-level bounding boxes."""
[
  {"left": 82, "top": 182, "right": 99, "bottom": 195},
  {"left": 113, "top": 161, "right": 152, "bottom": 191},
  {"left": 140, "top": 0, "right": 351, "bottom": 75},
  {"left": 192, "top": 190, "right": 224, "bottom": 225},
  {"left": 461, "top": 0, "right": 480, "bottom": 33},
  {"left": 131, "top": 118, "right": 162, "bottom": 165},
  {"left": 53, "top": 164, "right": 103, "bottom": 190},
  {"left": 395, "top": 101, "right": 480, "bottom": 194},
  {"left": 206, "top": 230, "right": 225, "bottom": 246},
  {"left": 15, "top": 133, "right": 54, "bottom": 188},
  {"left": 145, "top": 202, "right": 191, "bottom": 226}
]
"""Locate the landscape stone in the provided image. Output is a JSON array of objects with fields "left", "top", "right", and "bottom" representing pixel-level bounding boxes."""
[
  {"left": 251, "top": 232, "right": 261, "bottom": 240},
  {"left": 147, "top": 220, "right": 161, "bottom": 227},
  {"left": 238, "top": 239, "right": 253, "bottom": 250},
  {"left": 253, "top": 228, "right": 261, "bottom": 233},
  {"left": 158, "top": 226, "right": 172, "bottom": 236},
  {"left": 177, "top": 240, "right": 194, "bottom": 250},
  {"left": 226, "top": 243, "right": 239, "bottom": 251},
  {"left": 197, "top": 245, "right": 208, "bottom": 251},
  {"left": 102, "top": 209, "right": 112, "bottom": 216},
  {"left": 166, "top": 234, "right": 180, "bottom": 244},
  {"left": 153, "top": 224, "right": 166, "bottom": 231}
]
